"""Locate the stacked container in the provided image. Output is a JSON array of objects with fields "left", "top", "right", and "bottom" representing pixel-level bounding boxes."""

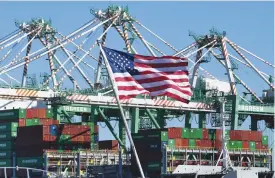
[
  {"left": 98, "top": 140, "right": 118, "bottom": 150},
  {"left": 0, "top": 122, "right": 17, "bottom": 172},
  {"left": 131, "top": 129, "right": 168, "bottom": 177}
]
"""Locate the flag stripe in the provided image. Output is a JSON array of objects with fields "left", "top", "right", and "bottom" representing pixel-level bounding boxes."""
[
  {"left": 135, "top": 66, "right": 188, "bottom": 73},
  {"left": 134, "top": 55, "right": 186, "bottom": 61},
  {"left": 134, "top": 61, "right": 188, "bottom": 68}
]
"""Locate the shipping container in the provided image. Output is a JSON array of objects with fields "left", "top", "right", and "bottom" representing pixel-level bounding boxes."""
[
  {"left": 0, "top": 151, "right": 12, "bottom": 159},
  {"left": 0, "top": 122, "right": 18, "bottom": 132},
  {"left": 195, "top": 140, "right": 201, "bottom": 147},
  {"left": 19, "top": 119, "right": 26, "bottom": 127},
  {"left": 255, "top": 142, "right": 262, "bottom": 150},
  {"left": 46, "top": 109, "right": 53, "bottom": 118},
  {"left": 181, "top": 139, "right": 189, "bottom": 148},
  {"left": 181, "top": 128, "right": 189, "bottom": 138},
  {"left": 147, "top": 162, "right": 162, "bottom": 171},
  {"left": 0, "top": 109, "right": 26, "bottom": 119},
  {"left": 17, "top": 157, "right": 43, "bottom": 167},
  {"left": 249, "top": 142, "right": 256, "bottom": 151},
  {"left": 189, "top": 139, "right": 196, "bottom": 148},
  {"left": 98, "top": 140, "right": 118, "bottom": 150},
  {"left": 242, "top": 141, "right": 249, "bottom": 150},
  {"left": 147, "top": 131, "right": 168, "bottom": 142},
  {"left": 0, "top": 159, "right": 12, "bottom": 167},
  {"left": 168, "top": 139, "right": 175, "bottom": 149},
  {"left": 0, "top": 141, "right": 13, "bottom": 150},
  {"left": 0, "top": 132, "right": 17, "bottom": 141},
  {"left": 168, "top": 127, "right": 182, "bottom": 139},
  {"left": 262, "top": 136, "right": 268, "bottom": 145},
  {"left": 202, "top": 129, "right": 209, "bottom": 140},
  {"left": 189, "top": 129, "right": 202, "bottom": 139}
]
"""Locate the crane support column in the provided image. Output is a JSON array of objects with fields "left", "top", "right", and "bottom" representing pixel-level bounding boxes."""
[
  {"left": 198, "top": 113, "right": 206, "bottom": 128},
  {"left": 131, "top": 108, "right": 140, "bottom": 133},
  {"left": 228, "top": 95, "right": 239, "bottom": 130},
  {"left": 119, "top": 118, "right": 126, "bottom": 146},
  {"left": 156, "top": 109, "right": 166, "bottom": 128},
  {"left": 90, "top": 106, "right": 97, "bottom": 149},
  {"left": 190, "top": 50, "right": 202, "bottom": 89},
  {"left": 185, "top": 112, "right": 192, "bottom": 128}
]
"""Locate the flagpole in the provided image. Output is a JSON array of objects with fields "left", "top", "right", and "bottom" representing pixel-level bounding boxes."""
[{"left": 98, "top": 42, "right": 145, "bottom": 178}]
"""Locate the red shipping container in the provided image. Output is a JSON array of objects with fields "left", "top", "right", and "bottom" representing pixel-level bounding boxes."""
[
  {"left": 256, "top": 131, "right": 262, "bottom": 142},
  {"left": 174, "top": 138, "right": 182, "bottom": 148},
  {"left": 214, "top": 140, "right": 222, "bottom": 150},
  {"left": 168, "top": 127, "right": 182, "bottom": 139},
  {"left": 255, "top": 142, "right": 262, "bottom": 150},
  {"left": 242, "top": 141, "right": 249, "bottom": 151},
  {"left": 19, "top": 119, "right": 26, "bottom": 127},
  {"left": 230, "top": 130, "right": 243, "bottom": 141},
  {"left": 84, "top": 136, "right": 90, "bottom": 142},
  {"left": 53, "top": 120, "right": 59, "bottom": 124},
  {"left": 181, "top": 139, "right": 189, "bottom": 148},
  {"left": 26, "top": 108, "right": 33, "bottom": 119},
  {"left": 195, "top": 140, "right": 201, "bottom": 148},
  {"left": 202, "top": 129, "right": 209, "bottom": 140},
  {"left": 43, "top": 126, "right": 50, "bottom": 134},
  {"left": 37, "top": 108, "right": 46, "bottom": 118},
  {"left": 216, "top": 129, "right": 222, "bottom": 141},
  {"left": 242, "top": 131, "right": 250, "bottom": 141}
]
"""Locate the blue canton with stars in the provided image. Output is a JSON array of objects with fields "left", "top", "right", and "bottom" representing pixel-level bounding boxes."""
[{"left": 103, "top": 47, "right": 140, "bottom": 75}]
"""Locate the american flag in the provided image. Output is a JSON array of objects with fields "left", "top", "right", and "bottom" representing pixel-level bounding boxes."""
[{"left": 102, "top": 47, "right": 192, "bottom": 103}]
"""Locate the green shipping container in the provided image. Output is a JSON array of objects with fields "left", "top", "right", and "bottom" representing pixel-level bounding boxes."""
[
  {"left": 0, "top": 122, "right": 18, "bottom": 132},
  {"left": 262, "top": 136, "right": 268, "bottom": 146},
  {"left": 228, "top": 141, "right": 236, "bottom": 150},
  {"left": 17, "top": 157, "right": 43, "bottom": 167},
  {"left": 168, "top": 139, "right": 175, "bottom": 149},
  {"left": 46, "top": 109, "right": 53, "bottom": 118},
  {"left": 189, "top": 129, "right": 202, "bottom": 139},
  {"left": 249, "top": 142, "right": 256, "bottom": 151},
  {"left": 236, "top": 141, "right": 242, "bottom": 149},
  {"left": 26, "top": 119, "right": 40, "bottom": 126},
  {"left": 0, "top": 151, "right": 12, "bottom": 159},
  {"left": 0, "top": 141, "right": 13, "bottom": 150},
  {"left": 0, "top": 109, "right": 26, "bottom": 120},
  {"left": 0, "top": 159, "right": 12, "bottom": 167},
  {"left": 147, "top": 131, "right": 168, "bottom": 141},
  {"left": 0, "top": 132, "right": 17, "bottom": 141},
  {"left": 58, "top": 135, "right": 71, "bottom": 143},
  {"left": 182, "top": 128, "right": 190, "bottom": 138},
  {"left": 189, "top": 139, "right": 196, "bottom": 148}
]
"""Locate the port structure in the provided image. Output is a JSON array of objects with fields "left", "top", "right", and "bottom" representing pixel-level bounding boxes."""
[{"left": 0, "top": 5, "right": 274, "bottom": 177}]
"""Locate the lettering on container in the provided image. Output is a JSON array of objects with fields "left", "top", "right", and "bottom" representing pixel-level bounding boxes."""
[
  {"left": 0, "top": 162, "right": 7, "bottom": 165},
  {"left": 0, "top": 153, "right": 7, "bottom": 156},
  {"left": 0, "top": 112, "right": 14, "bottom": 116},
  {"left": 0, "top": 143, "right": 7, "bottom": 147},
  {"left": 238, "top": 105, "right": 264, "bottom": 112},
  {"left": 0, "top": 126, "right": 7, "bottom": 129},
  {"left": 63, "top": 106, "right": 89, "bottom": 113},
  {"left": 22, "top": 159, "right": 39, "bottom": 164},
  {"left": 0, "top": 135, "right": 7, "bottom": 138}
]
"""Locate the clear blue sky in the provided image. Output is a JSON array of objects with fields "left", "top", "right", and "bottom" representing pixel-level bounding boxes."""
[{"left": 0, "top": 2, "right": 274, "bottom": 144}]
